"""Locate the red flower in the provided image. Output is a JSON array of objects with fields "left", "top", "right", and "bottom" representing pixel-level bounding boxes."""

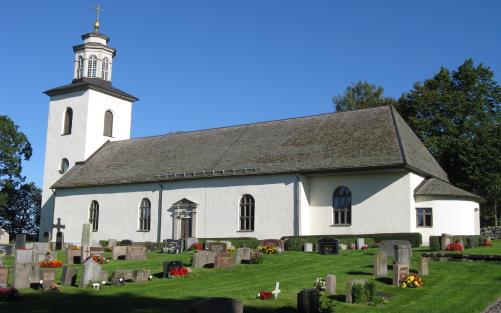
[
  {"left": 446, "top": 243, "right": 464, "bottom": 251},
  {"left": 169, "top": 267, "right": 189, "bottom": 277},
  {"left": 191, "top": 243, "right": 203, "bottom": 251},
  {"left": 259, "top": 291, "right": 273, "bottom": 300}
]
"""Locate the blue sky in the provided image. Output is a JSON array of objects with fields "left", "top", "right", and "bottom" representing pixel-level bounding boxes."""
[{"left": 2, "top": 0, "right": 500, "bottom": 187}]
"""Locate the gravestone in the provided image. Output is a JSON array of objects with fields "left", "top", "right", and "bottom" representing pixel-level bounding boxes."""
[
  {"left": 325, "top": 274, "right": 336, "bottom": 295},
  {"left": 0, "top": 267, "right": 9, "bottom": 288},
  {"left": 134, "top": 269, "right": 151, "bottom": 283},
  {"left": 185, "top": 237, "right": 198, "bottom": 250},
  {"left": 392, "top": 263, "right": 410, "bottom": 287},
  {"left": 419, "top": 257, "right": 429, "bottom": 276},
  {"left": 110, "top": 269, "right": 135, "bottom": 285},
  {"left": 80, "top": 259, "right": 102, "bottom": 288},
  {"left": 90, "top": 246, "right": 105, "bottom": 258},
  {"left": 66, "top": 248, "right": 81, "bottom": 264},
  {"left": 193, "top": 250, "right": 217, "bottom": 268},
  {"left": 0, "top": 229, "right": 9, "bottom": 245},
  {"left": 215, "top": 252, "right": 234, "bottom": 269},
  {"left": 81, "top": 223, "right": 92, "bottom": 247},
  {"left": 394, "top": 244, "right": 411, "bottom": 265},
  {"left": 120, "top": 239, "right": 134, "bottom": 246},
  {"left": 126, "top": 245, "right": 147, "bottom": 260},
  {"left": 356, "top": 238, "right": 365, "bottom": 250},
  {"left": 15, "top": 249, "right": 33, "bottom": 264},
  {"left": 317, "top": 238, "right": 339, "bottom": 255},
  {"left": 42, "top": 231, "right": 51, "bottom": 243},
  {"left": 52, "top": 218, "right": 65, "bottom": 250},
  {"left": 41, "top": 268, "right": 55, "bottom": 290},
  {"left": 346, "top": 279, "right": 368, "bottom": 304},
  {"left": 373, "top": 251, "right": 387, "bottom": 277},
  {"left": 208, "top": 242, "right": 228, "bottom": 253},
  {"left": 81, "top": 246, "right": 91, "bottom": 262},
  {"left": 297, "top": 289, "right": 320, "bottom": 313},
  {"left": 466, "top": 238, "right": 475, "bottom": 249},
  {"left": 304, "top": 243, "right": 313, "bottom": 252},
  {"left": 0, "top": 256, "right": 3, "bottom": 267},
  {"left": 61, "top": 266, "right": 78, "bottom": 286},
  {"left": 13, "top": 263, "right": 38, "bottom": 289},
  {"left": 15, "top": 234, "right": 26, "bottom": 250},
  {"left": 107, "top": 239, "right": 117, "bottom": 249},
  {"left": 112, "top": 246, "right": 128, "bottom": 260},
  {"left": 189, "top": 297, "right": 243, "bottom": 313},
  {"left": 164, "top": 239, "right": 183, "bottom": 253},
  {"left": 0, "top": 244, "right": 14, "bottom": 256},
  {"left": 261, "top": 239, "right": 285, "bottom": 251},
  {"left": 33, "top": 243, "right": 51, "bottom": 263},
  {"left": 441, "top": 233, "right": 452, "bottom": 250},
  {"left": 25, "top": 242, "right": 34, "bottom": 249},
  {"left": 235, "top": 247, "right": 251, "bottom": 264},
  {"left": 378, "top": 240, "right": 412, "bottom": 258},
  {"left": 163, "top": 260, "right": 183, "bottom": 278}
]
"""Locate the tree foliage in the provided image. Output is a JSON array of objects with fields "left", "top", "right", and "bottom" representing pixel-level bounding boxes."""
[
  {"left": 333, "top": 81, "right": 397, "bottom": 112},
  {"left": 398, "top": 59, "right": 501, "bottom": 225},
  {"left": 0, "top": 115, "right": 41, "bottom": 235}
]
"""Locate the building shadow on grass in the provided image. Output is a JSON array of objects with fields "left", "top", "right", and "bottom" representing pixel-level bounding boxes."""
[
  {"left": 0, "top": 292, "right": 297, "bottom": 313},
  {"left": 346, "top": 271, "right": 372, "bottom": 275},
  {"left": 375, "top": 277, "right": 393, "bottom": 285}
]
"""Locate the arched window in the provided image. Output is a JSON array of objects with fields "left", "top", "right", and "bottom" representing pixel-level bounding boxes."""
[
  {"left": 62, "top": 108, "right": 73, "bottom": 135},
  {"left": 139, "top": 198, "right": 151, "bottom": 231},
  {"left": 87, "top": 55, "right": 97, "bottom": 78},
  {"left": 333, "top": 186, "right": 351, "bottom": 225},
  {"left": 103, "top": 110, "right": 113, "bottom": 137},
  {"left": 89, "top": 200, "right": 99, "bottom": 232},
  {"left": 101, "top": 57, "right": 109, "bottom": 80},
  {"left": 59, "top": 158, "right": 69, "bottom": 174},
  {"left": 77, "top": 56, "right": 84, "bottom": 78},
  {"left": 239, "top": 194, "right": 255, "bottom": 231}
]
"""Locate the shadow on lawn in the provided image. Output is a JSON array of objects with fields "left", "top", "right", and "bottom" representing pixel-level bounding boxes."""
[
  {"left": 346, "top": 271, "right": 372, "bottom": 275},
  {"left": 376, "top": 277, "right": 393, "bottom": 285},
  {"left": 0, "top": 292, "right": 296, "bottom": 313}
]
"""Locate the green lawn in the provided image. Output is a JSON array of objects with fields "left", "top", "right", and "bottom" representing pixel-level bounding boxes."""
[{"left": 1, "top": 241, "right": 501, "bottom": 313}]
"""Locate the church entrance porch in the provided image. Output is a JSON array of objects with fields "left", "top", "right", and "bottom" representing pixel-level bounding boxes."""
[{"left": 170, "top": 198, "right": 197, "bottom": 240}]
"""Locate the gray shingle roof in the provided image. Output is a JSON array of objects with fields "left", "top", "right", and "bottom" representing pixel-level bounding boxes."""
[
  {"left": 44, "top": 78, "right": 138, "bottom": 102},
  {"left": 52, "top": 106, "right": 449, "bottom": 189},
  {"left": 414, "top": 178, "right": 482, "bottom": 201}
]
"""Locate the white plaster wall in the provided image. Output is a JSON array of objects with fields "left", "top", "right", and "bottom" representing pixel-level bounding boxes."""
[
  {"left": 307, "top": 171, "right": 412, "bottom": 235},
  {"left": 299, "top": 176, "right": 310, "bottom": 235},
  {"left": 52, "top": 174, "right": 296, "bottom": 244},
  {"left": 85, "top": 89, "right": 131, "bottom": 156},
  {"left": 409, "top": 173, "right": 426, "bottom": 232},
  {"left": 413, "top": 196, "right": 480, "bottom": 245}
]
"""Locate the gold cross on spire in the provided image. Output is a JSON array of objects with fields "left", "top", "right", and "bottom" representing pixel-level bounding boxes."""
[{"left": 94, "top": 4, "right": 103, "bottom": 32}]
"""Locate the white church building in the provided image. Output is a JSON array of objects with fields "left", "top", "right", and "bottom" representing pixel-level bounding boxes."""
[{"left": 39, "top": 22, "right": 481, "bottom": 246}]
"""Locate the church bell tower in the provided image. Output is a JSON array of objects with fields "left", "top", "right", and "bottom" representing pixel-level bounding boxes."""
[{"left": 39, "top": 7, "right": 138, "bottom": 240}]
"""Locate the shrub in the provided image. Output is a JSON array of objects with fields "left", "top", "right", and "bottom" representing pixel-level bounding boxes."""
[
  {"left": 429, "top": 236, "right": 441, "bottom": 251},
  {"left": 198, "top": 237, "right": 260, "bottom": 249},
  {"left": 365, "top": 281, "right": 376, "bottom": 303},
  {"left": 352, "top": 281, "right": 378, "bottom": 304}
]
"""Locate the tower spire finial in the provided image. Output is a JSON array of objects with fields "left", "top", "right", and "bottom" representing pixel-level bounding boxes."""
[{"left": 94, "top": 4, "right": 103, "bottom": 32}]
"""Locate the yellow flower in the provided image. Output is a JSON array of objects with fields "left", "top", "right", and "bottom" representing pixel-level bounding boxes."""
[{"left": 401, "top": 282, "right": 407, "bottom": 288}]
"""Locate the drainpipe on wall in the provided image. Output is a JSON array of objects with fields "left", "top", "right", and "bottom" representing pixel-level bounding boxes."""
[
  {"left": 156, "top": 184, "right": 164, "bottom": 244},
  {"left": 294, "top": 174, "right": 301, "bottom": 236}
]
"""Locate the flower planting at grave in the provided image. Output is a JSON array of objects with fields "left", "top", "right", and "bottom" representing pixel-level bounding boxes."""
[
  {"left": 191, "top": 243, "right": 203, "bottom": 251},
  {"left": 70, "top": 246, "right": 80, "bottom": 250},
  {"left": 482, "top": 239, "right": 493, "bottom": 247},
  {"left": 84, "top": 255, "right": 110, "bottom": 264},
  {"left": 446, "top": 242, "right": 464, "bottom": 251},
  {"left": 228, "top": 246, "right": 236, "bottom": 253},
  {"left": 313, "top": 277, "right": 326, "bottom": 291},
  {"left": 169, "top": 267, "right": 192, "bottom": 277},
  {"left": 45, "top": 283, "right": 61, "bottom": 293},
  {"left": 39, "top": 260, "right": 63, "bottom": 268},
  {"left": 400, "top": 273, "right": 423, "bottom": 288},
  {"left": 257, "top": 290, "right": 273, "bottom": 300},
  {"left": 257, "top": 245, "right": 278, "bottom": 254}
]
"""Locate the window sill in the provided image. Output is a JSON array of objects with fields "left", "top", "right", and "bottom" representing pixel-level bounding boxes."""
[
  {"left": 330, "top": 224, "right": 351, "bottom": 227},
  {"left": 416, "top": 226, "right": 433, "bottom": 228},
  {"left": 237, "top": 230, "right": 254, "bottom": 232},
  {"left": 61, "top": 133, "right": 71, "bottom": 136},
  {"left": 136, "top": 230, "right": 150, "bottom": 232}
]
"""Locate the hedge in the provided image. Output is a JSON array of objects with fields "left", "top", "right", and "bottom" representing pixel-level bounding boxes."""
[
  {"left": 197, "top": 237, "right": 261, "bottom": 249},
  {"left": 281, "top": 232, "right": 422, "bottom": 251},
  {"left": 428, "top": 235, "right": 482, "bottom": 251}
]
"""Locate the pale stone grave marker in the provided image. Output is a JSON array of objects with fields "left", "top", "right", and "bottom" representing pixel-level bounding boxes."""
[
  {"left": 66, "top": 248, "right": 81, "bottom": 264},
  {"left": 261, "top": 239, "right": 285, "bottom": 251},
  {"left": 112, "top": 246, "right": 127, "bottom": 260},
  {"left": 33, "top": 243, "right": 51, "bottom": 263},
  {"left": 441, "top": 233, "right": 452, "bottom": 250},
  {"left": 15, "top": 249, "right": 33, "bottom": 264},
  {"left": 304, "top": 243, "right": 313, "bottom": 252},
  {"left": 0, "top": 267, "right": 9, "bottom": 288},
  {"left": 134, "top": 269, "right": 151, "bottom": 283},
  {"left": 235, "top": 247, "right": 251, "bottom": 264},
  {"left": 193, "top": 250, "right": 216, "bottom": 268},
  {"left": 81, "top": 223, "right": 92, "bottom": 247},
  {"left": 207, "top": 242, "right": 227, "bottom": 253},
  {"left": 325, "top": 274, "right": 336, "bottom": 295},
  {"left": 392, "top": 264, "right": 410, "bottom": 287},
  {"left": 80, "top": 259, "right": 102, "bottom": 288},
  {"left": 13, "top": 263, "right": 37, "bottom": 289},
  {"left": 373, "top": 251, "right": 387, "bottom": 277},
  {"left": 81, "top": 246, "right": 91, "bottom": 262},
  {"left": 126, "top": 245, "right": 147, "bottom": 260},
  {"left": 185, "top": 237, "right": 197, "bottom": 250},
  {"left": 107, "top": 239, "right": 117, "bottom": 249},
  {"left": 356, "top": 238, "right": 365, "bottom": 249},
  {"left": 0, "top": 229, "right": 9, "bottom": 245},
  {"left": 394, "top": 244, "right": 411, "bottom": 265},
  {"left": 215, "top": 252, "right": 234, "bottom": 269},
  {"left": 378, "top": 240, "right": 412, "bottom": 258},
  {"left": 164, "top": 239, "right": 183, "bottom": 253},
  {"left": 346, "top": 279, "right": 368, "bottom": 304},
  {"left": 419, "top": 257, "right": 429, "bottom": 276}
]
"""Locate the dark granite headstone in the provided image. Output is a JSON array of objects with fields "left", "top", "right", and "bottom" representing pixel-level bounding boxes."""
[
  {"left": 164, "top": 239, "right": 183, "bottom": 253},
  {"left": 189, "top": 297, "right": 243, "bottom": 313},
  {"left": 297, "top": 288, "right": 320, "bottom": 313},
  {"left": 163, "top": 260, "right": 183, "bottom": 278},
  {"left": 317, "top": 238, "right": 339, "bottom": 255}
]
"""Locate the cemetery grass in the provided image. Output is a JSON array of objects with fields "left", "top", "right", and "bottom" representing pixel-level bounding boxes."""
[{"left": 1, "top": 241, "right": 500, "bottom": 313}]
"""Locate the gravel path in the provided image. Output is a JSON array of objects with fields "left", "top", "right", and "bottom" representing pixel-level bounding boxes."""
[{"left": 484, "top": 298, "right": 501, "bottom": 313}]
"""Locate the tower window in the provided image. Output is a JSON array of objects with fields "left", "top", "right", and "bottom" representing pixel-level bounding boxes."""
[
  {"left": 139, "top": 198, "right": 151, "bottom": 231},
  {"left": 87, "top": 55, "right": 97, "bottom": 78},
  {"left": 77, "top": 56, "right": 84, "bottom": 79},
  {"left": 62, "top": 108, "right": 73, "bottom": 135},
  {"left": 59, "top": 158, "right": 69, "bottom": 174},
  {"left": 89, "top": 200, "right": 99, "bottom": 232},
  {"left": 101, "top": 57, "right": 109, "bottom": 80},
  {"left": 333, "top": 186, "right": 352, "bottom": 225},
  {"left": 103, "top": 110, "right": 113, "bottom": 137},
  {"left": 239, "top": 194, "right": 255, "bottom": 231}
]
